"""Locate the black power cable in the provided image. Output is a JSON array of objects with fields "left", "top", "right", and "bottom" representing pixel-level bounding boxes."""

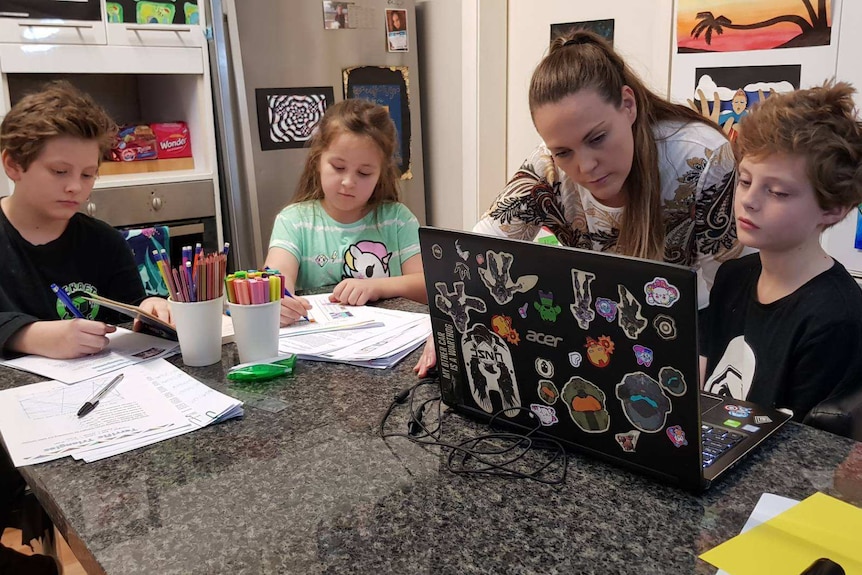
[{"left": 380, "top": 378, "right": 568, "bottom": 485}]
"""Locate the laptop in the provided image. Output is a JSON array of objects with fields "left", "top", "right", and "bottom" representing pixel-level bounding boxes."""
[{"left": 420, "top": 227, "right": 790, "bottom": 492}]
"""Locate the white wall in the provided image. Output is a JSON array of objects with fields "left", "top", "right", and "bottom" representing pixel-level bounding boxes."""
[
  {"left": 506, "top": 0, "right": 674, "bottom": 176},
  {"left": 416, "top": 0, "right": 507, "bottom": 231}
]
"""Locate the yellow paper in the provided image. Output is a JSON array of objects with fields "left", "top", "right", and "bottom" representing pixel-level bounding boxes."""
[{"left": 700, "top": 492, "right": 862, "bottom": 575}]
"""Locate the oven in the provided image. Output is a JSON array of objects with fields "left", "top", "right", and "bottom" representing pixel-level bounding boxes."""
[{"left": 83, "top": 179, "right": 219, "bottom": 266}]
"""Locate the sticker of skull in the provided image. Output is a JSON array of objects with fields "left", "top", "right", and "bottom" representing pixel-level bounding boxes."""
[{"left": 461, "top": 323, "right": 521, "bottom": 417}]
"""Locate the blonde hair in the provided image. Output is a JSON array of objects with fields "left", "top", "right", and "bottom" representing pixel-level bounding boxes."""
[
  {"left": 529, "top": 30, "right": 726, "bottom": 261},
  {"left": 736, "top": 80, "right": 862, "bottom": 220},
  {"left": 0, "top": 80, "right": 116, "bottom": 170},
  {"left": 292, "top": 99, "right": 400, "bottom": 210}
]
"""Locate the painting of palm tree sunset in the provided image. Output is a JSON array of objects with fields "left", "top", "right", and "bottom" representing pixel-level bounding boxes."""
[{"left": 677, "top": 0, "right": 832, "bottom": 52}]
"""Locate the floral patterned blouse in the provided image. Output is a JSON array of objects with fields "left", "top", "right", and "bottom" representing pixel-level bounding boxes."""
[{"left": 473, "top": 120, "right": 739, "bottom": 308}]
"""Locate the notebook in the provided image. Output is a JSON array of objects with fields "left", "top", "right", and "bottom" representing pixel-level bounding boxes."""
[{"left": 420, "top": 227, "right": 790, "bottom": 492}]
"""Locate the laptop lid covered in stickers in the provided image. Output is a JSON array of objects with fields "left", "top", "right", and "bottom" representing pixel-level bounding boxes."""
[{"left": 420, "top": 227, "right": 706, "bottom": 491}]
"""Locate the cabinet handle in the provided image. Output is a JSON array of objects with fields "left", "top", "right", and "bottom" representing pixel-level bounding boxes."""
[
  {"left": 152, "top": 197, "right": 163, "bottom": 211},
  {"left": 125, "top": 25, "right": 192, "bottom": 32},
  {"left": 86, "top": 202, "right": 96, "bottom": 217},
  {"left": 0, "top": 12, "right": 29, "bottom": 18},
  {"left": 17, "top": 22, "right": 95, "bottom": 29}
]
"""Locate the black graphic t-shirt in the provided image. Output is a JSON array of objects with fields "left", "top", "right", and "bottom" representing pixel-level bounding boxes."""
[
  {"left": 702, "top": 253, "right": 862, "bottom": 422},
  {"left": 0, "top": 209, "right": 146, "bottom": 356}
]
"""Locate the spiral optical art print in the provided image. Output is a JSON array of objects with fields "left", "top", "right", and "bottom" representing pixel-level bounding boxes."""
[{"left": 255, "top": 87, "right": 335, "bottom": 150}]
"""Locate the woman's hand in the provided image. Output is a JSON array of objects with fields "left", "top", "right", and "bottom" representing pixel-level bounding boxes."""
[{"left": 412, "top": 335, "right": 437, "bottom": 378}]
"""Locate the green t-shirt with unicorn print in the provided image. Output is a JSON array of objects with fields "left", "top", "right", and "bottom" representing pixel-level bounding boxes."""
[{"left": 269, "top": 200, "right": 420, "bottom": 291}]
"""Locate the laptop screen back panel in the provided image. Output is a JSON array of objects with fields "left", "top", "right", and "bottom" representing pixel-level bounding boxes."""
[{"left": 421, "top": 228, "right": 705, "bottom": 491}]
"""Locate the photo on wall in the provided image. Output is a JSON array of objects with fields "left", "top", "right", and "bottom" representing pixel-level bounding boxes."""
[
  {"left": 254, "top": 87, "right": 335, "bottom": 151},
  {"left": 322, "top": 1, "right": 352, "bottom": 29},
  {"left": 386, "top": 9, "right": 408, "bottom": 52},
  {"left": 689, "top": 64, "right": 800, "bottom": 141},
  {"left": 677, "top": 0, "right": 832, "bottom": 53},
  {"left": 550, "top": 18, "right": 614, "bottom": 45},
  {"left": 343, "top": 66, "right": 412, "bottom": 179}
]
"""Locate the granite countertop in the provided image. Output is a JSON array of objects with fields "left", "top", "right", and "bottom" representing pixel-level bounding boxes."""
[{"left": 3, "top": 299, "right": 861, "bottom": 575}]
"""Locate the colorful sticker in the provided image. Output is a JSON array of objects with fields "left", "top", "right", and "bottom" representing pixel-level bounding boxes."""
[
  {"left": 595, "top": 297, "right": 617, "bottom": 322},
  {"left": 568, "top": 351, "right": 583, "bottom": 368},
  {"left": 561, "top": 376, "right": 610, "bottom": 433},
  {"left": 615, "top": 430, "right": 641, "bottom": 453},
  {"left": 491, "top": 314, "right": 520, "bottom": 345},
  {"left": 454, "top": 261, "right": 470, "bottom": 280},
  {"left": 724, "top": 405, "right": 752, "bottom": 418},
  {"left": 455, "top": 239, "right": 469, "bottom": 261},
  {"left": 433, "top": 281, "right": 487, "bottom": 333},
  {"left": 518, "top": 302, "right": 528, "bottom": 319},
  {"left": 476, "top": 253, "right": 485, "bottom": 266},
  {"left": 431, "top": 243, "right": 443, "bottom": 259},
  {"left": 666, "top": 425, "right": 688, "bottom": 447},
  {"left": 536, "top": 380, "right": 559, "bottom": 405},
  {"left": 530, "top": 403, "right": 559, "bottom": 426},
  {"left": 569, "top": 269, "right": 597, "bottom": 330},
  {"left": 585, "top": 336, "right": 615, "bottom": 368},
  {"left": 754, "top": 415, "right": 773, "bottom": 424},
  {"left": 478, "top": 250, "right": 539, "bottom": 305},
  {"left": 462, "top": 324, "right": 520, "bottom": 416},
  {"left": 644, "top": 277, "right": 681, "bottom": 308},
  {"left": 659, "top": 366, "right": 687, "bottom": 396},
  {"left": 723, "top": 419, "right": 741, "bottom": 428},
  {"left": 534, "top": 290, "right": 562, "bottom": 321},
  {"left": 615, "top": 372, "right": 672, "bottom": 433},
  {"left": 617, "top": 285, "right": 648, "bottom": 339},
  {"left": 535, "top": 357, "right": 554, "bottom": 378},
  {"left": 633, "top": 345, "right": 653, "bottom": 367},
  {"left": 653, "top": 314, "right": 677, "bottom": 340},
  {"left": 742, "top": 424, "right": 760, "bottom": 433}
]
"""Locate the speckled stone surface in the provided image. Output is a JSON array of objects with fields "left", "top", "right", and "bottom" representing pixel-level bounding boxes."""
[{"left": 2, "top": 299, "right": 861, "bottom": 575}]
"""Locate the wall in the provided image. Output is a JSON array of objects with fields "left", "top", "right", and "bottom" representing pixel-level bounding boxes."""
[
  {"left": 506, "top": 0, "right": 674, "bottom": 176},
  {"left": 416, "top": 0, "right": 507, "bottom": 231}
]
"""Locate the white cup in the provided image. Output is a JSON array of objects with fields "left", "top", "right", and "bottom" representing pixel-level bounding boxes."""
[
  {"left": 228, "top": 300, "right": 280, "bottom": 364},
  {"left": 168, "top": 296, "right": 224, "bottom": 367}
]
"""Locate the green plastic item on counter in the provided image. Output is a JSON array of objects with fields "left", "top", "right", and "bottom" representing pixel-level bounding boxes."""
[{"left": 226, "top": 355, "right": 297, "bottom": 383}]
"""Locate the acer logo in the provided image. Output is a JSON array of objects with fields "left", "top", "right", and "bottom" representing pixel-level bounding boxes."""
[{"left": 526, "top": 330, "right": 563, "bottom": 348}]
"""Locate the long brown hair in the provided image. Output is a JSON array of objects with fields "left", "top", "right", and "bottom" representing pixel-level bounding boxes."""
[
  {"left": 291, "top": 99, "right": 401, "bottom": 211},
  {"left": 529, "top": 31, "right": 724, "bottom": 260}
]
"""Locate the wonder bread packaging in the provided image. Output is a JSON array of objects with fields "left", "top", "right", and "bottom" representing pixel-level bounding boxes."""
[
  {"left": 110, "top": 122, "right": 192, "bottom": 162},
  {"left": 152, "top": 122, "right": 192, "bottom": 159}
]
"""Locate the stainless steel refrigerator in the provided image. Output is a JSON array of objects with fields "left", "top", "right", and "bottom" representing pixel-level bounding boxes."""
[{"left": 207, "top": 0, "right": 426, "bottom": 270}]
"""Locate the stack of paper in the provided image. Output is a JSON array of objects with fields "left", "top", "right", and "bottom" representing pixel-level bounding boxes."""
[
  {"left": 0, "top": 327, "right": 179, "bottom": 384},
  {"left": 0, "top": 359, "right": 242, "bottom": 466},
  {"left": 278, "top": 305, "right": 430, "bottom": 369},
  {"left": 278, "top": 293, "right": 385, "bottom": 336}
]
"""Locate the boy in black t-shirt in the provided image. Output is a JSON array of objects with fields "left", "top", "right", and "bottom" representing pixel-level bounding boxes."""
[
  {"left": 0, "top": 81, "right": 173, "bottom": 574},
  {"left": 0, "top": 81, "right": 171, "bottom": 360},
  {"left": 702, "top": 82, "right": 862, "bottom": 433}
]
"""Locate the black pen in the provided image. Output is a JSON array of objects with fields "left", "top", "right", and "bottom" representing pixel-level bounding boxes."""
[{"left": 77, "top": 373, "right": 124, "bottom": 418}]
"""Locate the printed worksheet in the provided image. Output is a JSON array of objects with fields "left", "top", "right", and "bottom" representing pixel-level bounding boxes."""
[
  {"left": 278, "top": 293, "right": 382, "bottom": 337},
  {"left": 0, "top": 327, "right": 179, "bottom": 384},
  {"left": 0, "top": 367, "right": 188, "bottom": 466}
]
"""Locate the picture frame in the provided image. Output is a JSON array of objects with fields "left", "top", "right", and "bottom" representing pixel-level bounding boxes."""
[
  {"left": 254, "top": 86, "right": 335, "bottom": 151},
  {"left": 343, "top": 66, "right": 412, "bottom": 179}
]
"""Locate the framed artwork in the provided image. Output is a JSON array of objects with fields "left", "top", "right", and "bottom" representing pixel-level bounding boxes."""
[
  {"left": 254, "top": 86, "right": 335, "bottom": 151},
  {"left": 385, "top": 9, "right": 408, "bottom": 52},
  {"left": 343, "top": 66, "right": 412, "bottom": 179},
  {"left": 550, "top": 19, "right": 614, "bottom": 45},
  {"left": 677, "top": 0, "right": 832, "bottom": 53}
]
